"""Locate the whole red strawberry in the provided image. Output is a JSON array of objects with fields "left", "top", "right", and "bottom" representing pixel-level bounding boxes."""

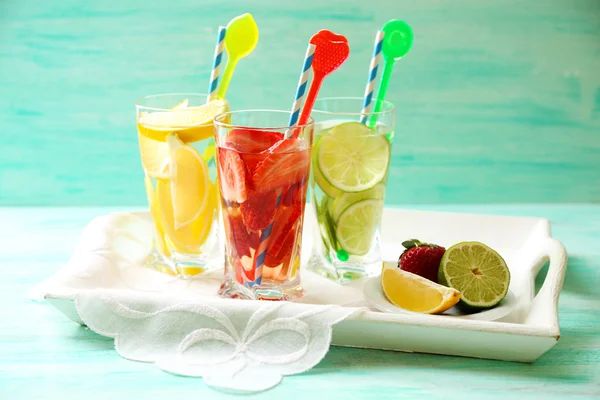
[{"left": 398, "top": 239, "right": 446, "bottom": 283}]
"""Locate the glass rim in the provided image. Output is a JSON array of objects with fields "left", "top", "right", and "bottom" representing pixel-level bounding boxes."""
[
  {"left": 135, "top": 92, "right": 226, "bottom": 112},
  {"left": 312, "top": 96, "right": 395, "bottom": 117},
  {"left": 214, "top": 109, "right": 315, "bottom": 131}
]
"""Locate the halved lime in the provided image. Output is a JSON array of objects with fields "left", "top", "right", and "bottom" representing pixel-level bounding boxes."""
[
  {"left": 332, "top": 184, "right": 386, "bottom": 221},
  {"left": 439, "top": 242, "right": 510, "bottom": 310},
  {"left": 317, "top": 122, "right": 390, "bottom": 193},
  {"left": 335, "top": 199, "right": 383, "bottom": 256}
]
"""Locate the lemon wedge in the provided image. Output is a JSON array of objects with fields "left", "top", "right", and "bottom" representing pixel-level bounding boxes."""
[
  {"left": 138, "top": 97, "right": 194, "bottom": 178},
  {"left": 155, "top": 178, "right": 210, "bottom": 254},
  {"left": 381, "top": 262, "right": 461, "bottom": 314},
  {"left": 151, "top": 142, "right": 217, "bottom": 254},
  {"left": 137, "top": 99, "right": 228, "bottom": 143},
  {"left": 145, "top": 175, "right": 170, "bottom": 256},
  {"left": 166, "top": 134, "right": 210, "bottom": 229},
  {"left": 139, "top": 134, "right": 170, "bottom": 179}
]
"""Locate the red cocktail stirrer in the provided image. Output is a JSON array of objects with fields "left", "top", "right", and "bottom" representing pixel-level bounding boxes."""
[{"left": 295, "top": 30, "right": 350, "bottom": 135}]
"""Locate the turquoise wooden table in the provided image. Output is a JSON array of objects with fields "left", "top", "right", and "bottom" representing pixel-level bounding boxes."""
[{"left": 1, "top": 205, "right": 599, "bottom": 399}]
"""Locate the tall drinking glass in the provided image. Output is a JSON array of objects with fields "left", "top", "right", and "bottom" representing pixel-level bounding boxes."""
[
  {"left": 136, "top": 93, "right": 228, "bottom": 277},
  {"left": 308, "top": 97, "right": 395, "bottom": 282},
  {"left": 214, "top": 110, "right": 314, "bottom": 300}
]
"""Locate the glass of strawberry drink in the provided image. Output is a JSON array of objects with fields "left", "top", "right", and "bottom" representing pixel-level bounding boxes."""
[{"left": 214, "top": 110, "right": 314, "bottom": 300}]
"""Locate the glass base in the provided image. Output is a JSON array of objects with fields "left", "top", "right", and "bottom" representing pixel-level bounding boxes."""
[
  {"left": 218, "top": 276, "right": 304, "bottom": 301},
  {"left": 308, "top": 250, "right": 381, "bottom": 284},
  {"left": 144, "top": 247, "right": 222, "bottom": 279}
]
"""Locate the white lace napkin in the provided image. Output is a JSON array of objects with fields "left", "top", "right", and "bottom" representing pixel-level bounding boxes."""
[{"left": 31, "top": 212, "right": 366, "bottom": 392}]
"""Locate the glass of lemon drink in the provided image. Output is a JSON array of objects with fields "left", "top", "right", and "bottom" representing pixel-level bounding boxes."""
[
  {"left": 308, "top": 97, "right": 395, "bottom": 282},
  {"left": 136, "top": 93, "right": 229, "bottom": 277}
]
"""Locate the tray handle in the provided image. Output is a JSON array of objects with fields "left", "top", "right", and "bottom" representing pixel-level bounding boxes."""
[{"left": 525, "top": 237, "right": 568, "bottom": 334}]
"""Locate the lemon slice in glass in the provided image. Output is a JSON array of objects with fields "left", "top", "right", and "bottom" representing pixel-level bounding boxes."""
[
  {"left": 138, "top": 97, "right": 195, "bottom": 178},
  {"left": 138, "top": 99, "right": 228, "bottom": 143},
  {"left": 166, "top": 134, "right": 210, "bottom": 229},
  {"left": 139, "top": 134, "right": 170, "bottom": 179}
]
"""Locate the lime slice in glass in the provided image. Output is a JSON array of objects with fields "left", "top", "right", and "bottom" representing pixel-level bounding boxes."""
[
  {"left": 316, "top": 197, "right": 337, "bottom": 252},
  {"left": 335, "top": 199, "right": 383, "bottom": 256},
  {"left": 332, "top": 184, "right": 386, "bottom": 221},
  {"left": 312, "top": 137, "right": 342, "bottom": 198},
  {"left": 317, "top": 122, "right": 390, "bottom": 193},
  {"left": 438, "top": 241, "right": 511, "bottom": 310}
]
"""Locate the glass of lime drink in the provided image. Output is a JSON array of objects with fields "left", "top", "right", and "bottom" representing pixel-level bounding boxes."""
[{"left": 308, "top": 97, "right": 394, "bottom": 282}]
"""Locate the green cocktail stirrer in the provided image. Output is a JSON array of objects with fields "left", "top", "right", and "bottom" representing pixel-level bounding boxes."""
[{"left": 370, "top": 20, "right": 413, "bottom": 127}]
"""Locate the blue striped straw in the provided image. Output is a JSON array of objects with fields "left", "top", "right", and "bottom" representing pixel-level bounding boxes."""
[
  {"left": 360, "top": 30, "right": 384, "bottom": 125},
  {"left": 250, "top": 43, "right": 316, "bottom": 287},
  {"left": 207, "top": 26, "right": 226, "bottom": 100},
  {"left": 286, "top": 43, "right": 316, "bottom": 136}
]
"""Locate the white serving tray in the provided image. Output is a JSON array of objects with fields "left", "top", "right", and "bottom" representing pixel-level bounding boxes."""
[{"left": 32, "top": 206, "right": 567, "bottom": 363}]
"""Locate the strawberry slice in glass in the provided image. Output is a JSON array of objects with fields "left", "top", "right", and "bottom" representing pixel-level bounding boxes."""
[
  {"left": 218, "top": 147, "right": 248, "bottom": 203},
  {"left": 227, "top": 129, "right": 283, "bottom": 174},
  {"left": 252, "top": 139, "right": 310, "bottom": 193}
]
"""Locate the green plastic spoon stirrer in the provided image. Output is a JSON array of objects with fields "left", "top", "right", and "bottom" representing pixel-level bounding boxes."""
[{"left": 370, "top": 20, "right": 413, "bottom": 127}]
